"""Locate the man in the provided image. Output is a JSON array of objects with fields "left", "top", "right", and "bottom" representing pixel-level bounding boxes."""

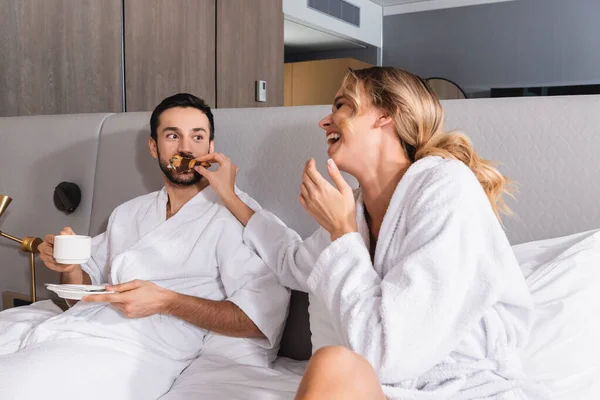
[{"left": 0, "top": 94, "right": 290, "bottom": 400}]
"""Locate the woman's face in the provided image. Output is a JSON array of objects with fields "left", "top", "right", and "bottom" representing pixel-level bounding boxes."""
[{"left": 319, "top": 87, "right": 387, "bottom": 176}]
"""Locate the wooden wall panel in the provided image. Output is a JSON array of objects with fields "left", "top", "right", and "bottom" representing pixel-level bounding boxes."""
[
  {"left": 0, "top": 0, "right": 123, "bottom": 116},
  {"left": 124, "top": 0, "right": 216, "bottom": 111},
  {"left": 290, "top": 58, "right": 372, "bottom": 106},
  {"left": 217, "top": 0, "right": 283, "bottom": 108},
  {"left": 284, "top": 63, "right": 293, "bottom": 107}
]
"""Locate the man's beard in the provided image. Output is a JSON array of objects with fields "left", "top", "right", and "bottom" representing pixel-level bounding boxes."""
[{"left": 157, "top": 150, "right": 203, "bottom": 186}]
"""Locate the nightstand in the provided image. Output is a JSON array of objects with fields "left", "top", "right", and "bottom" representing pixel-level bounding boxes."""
[{"left": 2, "top": 291, "right": 68, "bottom": 311}]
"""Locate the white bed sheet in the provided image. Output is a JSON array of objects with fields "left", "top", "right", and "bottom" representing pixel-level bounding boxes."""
[
  {"left": 160, "top": 356, "right": 306, "bottom": 400},
  {"left": 0, "top": 301, "right": 306, "bottom": 400}
]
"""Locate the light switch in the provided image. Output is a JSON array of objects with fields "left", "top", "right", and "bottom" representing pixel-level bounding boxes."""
[{"left": 256, "top": 80, "right": 267, "bottom": 102}]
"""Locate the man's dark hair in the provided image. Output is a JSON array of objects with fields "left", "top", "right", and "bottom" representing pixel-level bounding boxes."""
[{"left": 150, "top": 93, "right": 215, "bottom": 141}]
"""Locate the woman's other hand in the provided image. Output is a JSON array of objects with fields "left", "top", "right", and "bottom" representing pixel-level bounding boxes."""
[{"left": 299, "top": 158, "right": 358, "bottom": 241}]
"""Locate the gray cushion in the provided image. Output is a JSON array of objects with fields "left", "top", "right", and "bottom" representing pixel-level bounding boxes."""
[
  {"left": 0, "top": 113, "right": 109, "bottom": 300},
  {"left": 89, "top": 112, "right": 160, "bottom": 235},
  {"left": 278, "top": 291, "right": 311, "bottom": 360}
]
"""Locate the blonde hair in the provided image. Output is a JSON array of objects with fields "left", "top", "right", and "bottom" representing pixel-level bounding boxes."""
[{"left": 340, "top": 67, "right": 512, "bottom": 219}]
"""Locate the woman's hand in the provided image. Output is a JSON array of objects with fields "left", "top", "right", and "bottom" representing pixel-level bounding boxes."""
[
  {"left": 194, "top": 152, "right": 238, "bottom": 203},
  {"left": 195, "top": 152, "right": 255, "bottom": 226},
  {"left": 299, "top": 158, "right": 357, "bottom": 241}
]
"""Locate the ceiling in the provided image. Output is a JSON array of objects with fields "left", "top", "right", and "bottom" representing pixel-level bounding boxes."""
[
  {"left": 369, "top": 0, "right": 429, "bottom": 4},
  {"left": 383, "top": 0, "right": 517, "bottom": 15},
  {"left": 284, "top": 19, "right": 367, "bottom": 55},
  {"left": 285, "top": 0, "right": 516, "bottom": 54}
]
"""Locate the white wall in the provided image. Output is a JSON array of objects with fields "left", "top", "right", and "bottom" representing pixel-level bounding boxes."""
[
  {"left": 284, "top": 0, "right": 382, "bottom": 48},
  {"left": 383, "top": 0, "right": 600, "bottom": 96}
]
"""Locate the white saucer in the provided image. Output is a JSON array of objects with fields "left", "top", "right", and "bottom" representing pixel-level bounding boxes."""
[{"left": 45, "top": 284, "right": 114, "bottom": 300}]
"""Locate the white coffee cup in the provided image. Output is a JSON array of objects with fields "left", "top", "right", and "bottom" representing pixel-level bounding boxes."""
[{"left": 53, "top": 235, "right": 92, "bottom": 264}]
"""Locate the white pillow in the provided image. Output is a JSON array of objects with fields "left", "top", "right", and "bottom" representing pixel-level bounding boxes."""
[{"left": 513, "top": 229, "right": 600, "bottom": 399}]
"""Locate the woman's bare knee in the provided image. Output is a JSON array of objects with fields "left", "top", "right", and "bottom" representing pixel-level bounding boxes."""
[
  {"left": 296, "top": 346, "right": 385, "bottom": 400},
  {"left": 310, "top": 346, "right": 356, "bottom": 369}
]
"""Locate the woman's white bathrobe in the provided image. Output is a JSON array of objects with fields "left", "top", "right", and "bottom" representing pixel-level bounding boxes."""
[{"left": 243, "top": 156, "right": 540, "bottom": 399}]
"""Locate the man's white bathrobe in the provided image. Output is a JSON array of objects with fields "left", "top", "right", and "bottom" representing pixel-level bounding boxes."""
[
  {"left": 0, "top": 187, "right": 289, "bottom": 400},
  {"left": 243, "top": 156, "right": 543, "bottom": 399}
]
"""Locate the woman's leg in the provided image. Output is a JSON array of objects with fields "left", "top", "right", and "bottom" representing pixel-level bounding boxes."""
[{"left": 295, "top": 346, "right": 386, "bottom": 400}]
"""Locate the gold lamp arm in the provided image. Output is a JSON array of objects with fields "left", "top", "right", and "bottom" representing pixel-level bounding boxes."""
[
  {"left": 0, "top": 231, "right": 42, "bottom": 303},
  {"left": 30, "top": 252, "right": 36, "bottom": 304},
  {"left": 0, "top": 230, "right": 24, "bottom": 244}
]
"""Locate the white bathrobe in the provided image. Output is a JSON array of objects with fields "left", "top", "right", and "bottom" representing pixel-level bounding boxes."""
[
  {"left": 0, "top": 186, "right": 289, "bottom": 400},
  {"left": 243, "top": 156, "right": 543, "bottom": 399}
]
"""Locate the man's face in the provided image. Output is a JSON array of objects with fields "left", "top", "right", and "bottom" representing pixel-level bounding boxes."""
[{"left": 149, "top": 107, "right": 214, "bottom": 186}]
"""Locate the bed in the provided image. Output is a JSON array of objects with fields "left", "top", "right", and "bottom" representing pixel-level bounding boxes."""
[{"left": 1, "top": 95, "right": 599, "bottom": 398}]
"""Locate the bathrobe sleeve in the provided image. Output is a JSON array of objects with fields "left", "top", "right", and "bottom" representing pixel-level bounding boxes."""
[
  {"left": 243, "top": 209, "right": 330, "bottom": 292},
  {"left": 80, "top": 212, "right": 114, "bottom": 285},
  {"left": 217, "top": 218, "right": 291, "bottom": 349},
  {"left": 305, "top": 161, "right": 520, "bottom": 383}
]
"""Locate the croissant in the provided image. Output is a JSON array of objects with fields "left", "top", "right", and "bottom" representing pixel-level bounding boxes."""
[{"left": 168, "top": 154, "right": 211, "bottom": 173}]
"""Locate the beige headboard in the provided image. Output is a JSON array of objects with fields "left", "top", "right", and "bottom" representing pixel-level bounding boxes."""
[{"left": 91, "top": 97, "right": 600, "bottom": 245}]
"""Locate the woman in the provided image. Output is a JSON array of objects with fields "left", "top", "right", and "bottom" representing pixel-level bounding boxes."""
[{"left": 195, "top": 67, "right": 543, "bottom": 399}]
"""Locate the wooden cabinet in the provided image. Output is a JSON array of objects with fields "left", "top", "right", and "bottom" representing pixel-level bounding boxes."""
[
  {"left": 284, "top": 58, "right": 372, "bottom": 106},
  {"left": 0, "top": 0, "right": 283, "bottom": 116},
  {"left": 284, "top": 63, "right": 293, "bottom": 107},
  {"left": 216, "top": 0, "right": 284, "bottom": 108},
  {"left": 124, "top": 0, "right": 216, "bottom": 112},
  {"left": 125, "top": 0, "right": 283, "bottom": 111},
  {"left": 0, "top": 0, "right": 123, "bottom": 116}
]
